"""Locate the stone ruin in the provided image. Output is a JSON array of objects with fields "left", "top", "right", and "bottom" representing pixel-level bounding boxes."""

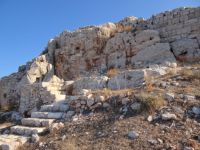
[{"left": 0, "top": 7, "right": 200, "bottom": 116}]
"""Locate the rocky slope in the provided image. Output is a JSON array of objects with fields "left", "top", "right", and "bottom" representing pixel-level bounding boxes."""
[{"left": 0, "top": 6, "right": 200, "bottom": 150}]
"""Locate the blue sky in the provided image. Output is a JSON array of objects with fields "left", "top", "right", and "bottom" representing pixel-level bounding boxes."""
[{"left": 0, "top": 0, "right": 199, "bottom": 78}]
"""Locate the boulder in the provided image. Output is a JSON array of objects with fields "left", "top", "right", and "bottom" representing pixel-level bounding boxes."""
[
  {"left": 171, "top": 38, "right": 200, "bottom": 61},
  {"left": 135, "top": 30, "right": 160, "bottom": 46},
  {"left": 72, "top": 76, "right": 108, "bottom": 94},
  {"left": 131, "top": 43, "right": 176, "bottom": 68},
  {"left": 108, "top": 70, "right": 145, "bottom": 90}
]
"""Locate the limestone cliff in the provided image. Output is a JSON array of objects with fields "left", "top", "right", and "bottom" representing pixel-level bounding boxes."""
[{"left": 0, "top": 7, "right": 199, "bottom": 115}]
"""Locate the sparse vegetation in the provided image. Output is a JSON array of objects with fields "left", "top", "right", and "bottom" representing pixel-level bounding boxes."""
[
  {"left": 92, "top": 88, "right": 134, "bottom": 97},
  {"left": 137, "top": 93, "right": 166, "bottom": 112},
  {"left": 106, "top": 68, "right": 119, "bottom": 78},
  {"left": 180, "top": 69, "right": 200, "bottom": 80}
]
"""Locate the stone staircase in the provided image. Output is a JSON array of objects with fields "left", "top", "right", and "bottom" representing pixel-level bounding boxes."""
[
  {"left": 41, "top": 81, "right": 67, "bottom": 102},
  {"left": 0, "top": 102, "right": 69, "bottom": 150}
]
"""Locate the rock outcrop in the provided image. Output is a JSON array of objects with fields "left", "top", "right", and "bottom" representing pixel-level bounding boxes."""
[{"left": 0, "top": 7, "right": 200, "bottom": 115}]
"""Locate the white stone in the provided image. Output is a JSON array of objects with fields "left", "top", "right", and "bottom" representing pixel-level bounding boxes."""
[
  {"left": 161, "top": 113, "right": 177, "bottom": 120},
  {"left": 31, "top": 134, "right": 40, "bottom": 143},
  {"left": 165, "top": 93, "right": 175, "bottom": 101},
  {"left": 87, "top": 98, "right": 95, "bottom": 107},
  {"left": 147, "top": 115, "right": 153, "bottom": 122},
  {"left": 184, "top": 95, "right": 195, "bottom": 101}
]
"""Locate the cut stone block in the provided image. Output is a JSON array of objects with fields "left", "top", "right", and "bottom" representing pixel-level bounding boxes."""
[
  {"left": 31, "top": 112, "right": 66, "bottom": 119},
  {"left": 10, "top": 126, "right": 46, "bottom": 136},
  {"left": 40, "top": 104, "right": 69, "bottom": 112},
  {"left": 0, "top": 134, "right": 28, "bottom": 150},
  {"left": 21, "top": 118, "right": 55, "bottom": 127}
]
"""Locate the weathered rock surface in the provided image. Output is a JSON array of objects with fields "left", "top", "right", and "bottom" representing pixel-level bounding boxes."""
[
  {"left": 131, "top": 43, "right": 176, "bottom": 68},
  {"left": 171, "top": 38, "right": 200, "bottom": 61},
  {"left": 1, "top": 7, "right": 200, "bottom": 114},
  {"left": 108, "top": 70, "right": 145, "bottom": 89}
]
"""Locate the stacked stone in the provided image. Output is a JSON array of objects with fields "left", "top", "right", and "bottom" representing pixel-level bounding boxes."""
[{"left": 147, "top": 7, "right": 200, "bottom": 43}]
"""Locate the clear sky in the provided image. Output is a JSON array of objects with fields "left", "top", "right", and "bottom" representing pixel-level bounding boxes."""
[{"left": 0, "top": 0, "right": 199, "bottom": 78}]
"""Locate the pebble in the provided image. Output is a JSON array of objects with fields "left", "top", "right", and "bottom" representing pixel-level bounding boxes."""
[
  {"left": 31, "top": 134, "right": 40, "bottom": 143},
  {"left": 128, "top": 131, "right": 139, "bottom": 140},
  {"left": 192, "top": 106, "right": 200, "bottom": 115},
  {"left": 131, "top": 102, "right": 141, "bottom": 111},
  {"left": 184, "top": 147, "right": 194, "bottom": 150},
  {"left": 165, "top": 93, "right": 175, "bottom": 101},
  {"left": 161, "top": 113, "right": 177, "bottom": 120},
  {"left": 184, "top": 95, "right": 195, "bottom": 101},
  {"left": 147, "top": 115, "right": 153, "bottom": 122},
  {"left": 62, "top": 135, "right": 66, "bottom": 141},
  {"left": 148, "top": 139, "right": 158, "bottom": 145}
]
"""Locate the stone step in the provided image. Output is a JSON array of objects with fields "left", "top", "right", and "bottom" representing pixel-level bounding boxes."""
[
  {"left": 40, "top": 104, "right": 69, "bottom": 112},
  {"left": 31, "top": 112, "right": 66, "bottom": 119},
  {"left": 10, "top": 125, "right": 46, "bottom": 136},
  {"left": 46, "top": 86, "right": 66, "bottom": 91},
  {"left": 42, "top": 82, "right": 64, "bottom": 87},
  {"left": 0, "top": 134, "right": 28, "bottom": 150},
  {"left": 21, "top": 118, "right": 55, "bottom": 127},
  {"left": 55, "top": 94, "right": 66, "bottom": 101}
]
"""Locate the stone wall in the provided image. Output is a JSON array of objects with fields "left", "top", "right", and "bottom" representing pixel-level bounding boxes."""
[
  {"left": 147, "top": 7, "right": 200, "bottom": 43},
  {"left": 147, "top": 7, "right": 200, "bottom": 61}
]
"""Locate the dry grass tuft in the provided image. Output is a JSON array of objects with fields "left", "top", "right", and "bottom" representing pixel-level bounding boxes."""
[
  {"left": 137, "top": 93, "right": 166, "bottom": 112},
  {"left": 107, "top": 68, "right": 119, "bottom": 78},
  {"left": 92, "top": 88, "right": 134, "bottom": 97},
  {"left": 60, "top": 138, "right": 78, "bottom": 150},
  {"left": 180, "top": 69, "right": 200, "bottom": 80}
]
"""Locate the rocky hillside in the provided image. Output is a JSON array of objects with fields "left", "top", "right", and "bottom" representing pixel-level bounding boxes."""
[{"left": 0, "top": 7, "right": 200, "bottom": 150}]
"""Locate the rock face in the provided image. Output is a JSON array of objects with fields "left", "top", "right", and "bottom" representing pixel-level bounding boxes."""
[
  {"left": 108, "top": 70, "right": 145, "bottom": 89},
  {"left": 0, "top": 7, "right": 200, "bottom": 114},
  {"left": 171, "top": 38, "right": 200, "bottom": 61},
  {"left": 131, "top": 43, "right": 176, "bottom": 68}
]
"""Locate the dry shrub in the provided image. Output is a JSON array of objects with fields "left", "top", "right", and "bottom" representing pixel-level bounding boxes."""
[
  {"left": 144, "top": 76, "right": 154, "bottom": 92},
  {"left": 92, "top": 88, "right": 134, "bottom": 98},
  {"left": 167, "top": 69, "right": 177, "bottom": 76},
  {"left": 60, "top": 139, "right": 78, "bottom": 150},
  {"left": 180, "top": 69, "right": 200, "bottom": 80},
  {"left": 107, "top": 68, "right": 119, "bottom": 78},
  {"left": 137, "top": 93, "right": 166, "bottom": 112}
]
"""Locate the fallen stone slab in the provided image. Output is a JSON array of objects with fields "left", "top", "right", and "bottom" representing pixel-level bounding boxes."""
[
  {"left": 0, "top": 134, "right": 29, "bottom": 150},
  {"left": 10, "top": 125, "right": 46, "bottom": 136},
  {"left": 21, "top": 118, "right": 55, "bottom": 127},
  {"left": 31, "top": 112, "right": 66, "bottom": 119}
]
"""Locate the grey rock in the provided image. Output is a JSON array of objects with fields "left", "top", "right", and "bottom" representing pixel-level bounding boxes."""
[
  {"left": 192, "top": 106, "right": 200, "bottom": 115},
  {"left": 165, "top": 93, "right": 175, "bottom": 102},
  {"left": 131, "top": 102, "right": 141, "bottom": 112},
  {"left": 148, "top": 139, "right": 158, "bottom": 145},
  {"left": 108, "top": 69, "right": 145, "bottom": 90},
  {"left": 128, "top": 131, "right": 139, "bottom": 140},
  {"left": 183, "top": 147, "right": 194, "bottom": 150},
  {"left": 131, "top": 43, "right": 176, "bottom": 68},
  {"left": 171, "top": 38, "right": 200, "bottom": 61},
  {"left": 31, "top": 134, "right": 40, "bottom": 143},
  {"left": 184, "top": 95, "right": 195, "bottom": 101}
]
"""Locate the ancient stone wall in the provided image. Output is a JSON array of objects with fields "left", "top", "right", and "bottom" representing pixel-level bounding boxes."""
[{"left": 147, "top": 7, "right": 200, "bottom": 43}]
